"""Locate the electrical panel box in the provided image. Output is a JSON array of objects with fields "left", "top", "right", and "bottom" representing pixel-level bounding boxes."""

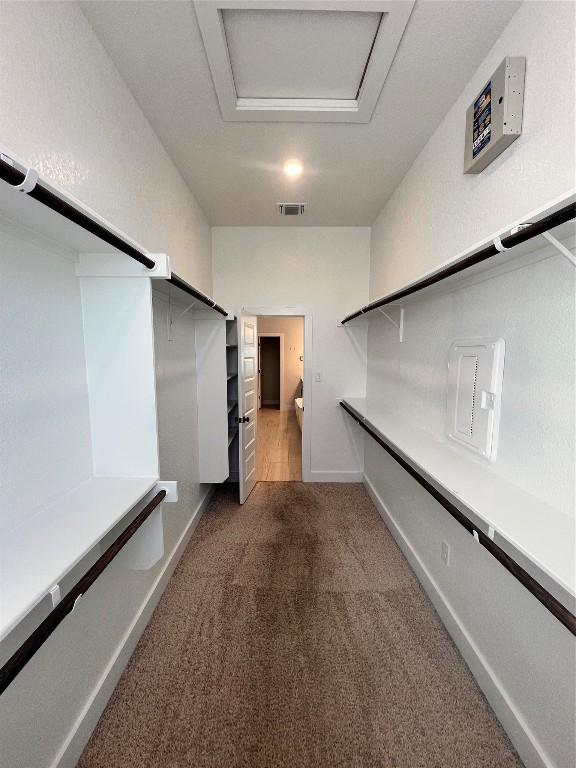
[
  {"left": 447, "top": 338, "right": 505, "bottom": 461},
  {"left": 464, "top": 57, "right": 525, "bottom": 174}
]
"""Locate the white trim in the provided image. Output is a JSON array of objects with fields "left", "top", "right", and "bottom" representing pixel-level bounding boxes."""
[
  {"left": 76, "top": 252, "right": 170, "bottom": 279},
  {"left": 309, "top": 470, "right": 364, "bottom": 482},
  {"left": 363, "top": 474, "right": 552, "bottom": 768},
  {"left": 244, "top": 306, "right": 311, "bottom": 481},
  {"left": 193, "top": 0, "right": 414, "bottom": 123},
  {"left": 258, "top": 332, "right": 285, "bottom": 412},
  {"left": 50, "top": 486, "right": 215, "bottom": 768}
]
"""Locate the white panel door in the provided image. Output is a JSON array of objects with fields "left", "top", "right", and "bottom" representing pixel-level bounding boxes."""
[{"left": 239, "top": 314, "right": 258, "bottom": 504}]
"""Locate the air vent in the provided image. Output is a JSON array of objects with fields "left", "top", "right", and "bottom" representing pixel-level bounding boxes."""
[{"left": 277, "top": 203, "right": 305, "bottom": 216}]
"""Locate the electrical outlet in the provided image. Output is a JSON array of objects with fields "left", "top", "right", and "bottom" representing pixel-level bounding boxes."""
[{"left": 441, "top": 541, "right": 450, "bottom": 566}]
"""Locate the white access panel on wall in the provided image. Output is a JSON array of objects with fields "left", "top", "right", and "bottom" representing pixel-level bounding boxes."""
[{"left": 447, "top": 338, "right": 505, "bottom": 461}]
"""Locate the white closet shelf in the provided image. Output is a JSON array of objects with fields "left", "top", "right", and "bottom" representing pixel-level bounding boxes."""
[
  {"left": 342, "top": 398, "right": 575, "bottom": 613},
  {"left": 0, "top": 155, "right": 168, "bottom": 276},
  {"left": 340, "top": 193, "right": 575, "bottom": 324},
  {"left": 0, "top": 476, "right": 158, "bottom": 642},
  {"left": 227, "top": 401, "right": 237, "bottom": 413}
]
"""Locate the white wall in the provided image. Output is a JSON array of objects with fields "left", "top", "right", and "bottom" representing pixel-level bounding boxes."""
[
  {"left": 152, "top": 290, "right": 213, "bottom": 538},
  {"left": 258, "top": 316, "right": 304, "bottom": 410},
  {"left": 0, "top": 1, "right": 212, "bottom": 293},
  {"left": 0, "top": 287, "right": 212, "bottom": 768},
  {"left": 0, "top": 224, "right": 92, "bottom": 538},
  {"left": 370, "top": 0, "right": 575, "bottom": 298},
  {"left": 364, "top": 446, "right": 575, "bottom": 768},
  {"left": 363, "top": 4, "right": 576, "bottom": 768},
  {"left": 0, "top": 4, "right": 214, "bottom": 766},
  {"left": 212, "top": 227, "right": 370, "bottom": 482},
  {"left": 366, "top": 245, "right": 576, "bottom": 512},
  {"left": 363, "top": 239, "right": 575, "bottom": 768}
]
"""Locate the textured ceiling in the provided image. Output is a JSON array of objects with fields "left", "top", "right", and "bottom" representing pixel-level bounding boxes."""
[{"left": 80, "top": 0, "right": 520, "bottom": 226}]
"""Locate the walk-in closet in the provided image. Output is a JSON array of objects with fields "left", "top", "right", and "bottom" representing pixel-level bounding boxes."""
[{"left": 0, "top": 2, "right": 574, "bottom": 768}]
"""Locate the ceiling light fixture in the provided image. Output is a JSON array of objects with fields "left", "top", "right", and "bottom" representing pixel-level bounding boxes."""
[{"left": 283, "top": 159, "right": 303, "bottom": 178}]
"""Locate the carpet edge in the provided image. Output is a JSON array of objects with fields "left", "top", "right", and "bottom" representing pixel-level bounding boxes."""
[
  {"left": 50, "top": 485, "right": 216, "bottom": 768},
  {"left": 362, "top": 474, "right": 551, "bottom": 768}
]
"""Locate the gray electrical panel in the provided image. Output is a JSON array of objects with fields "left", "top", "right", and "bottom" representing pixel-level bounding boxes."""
[{"left": 464, "top": 57, "right": 526, "bottom": 174}]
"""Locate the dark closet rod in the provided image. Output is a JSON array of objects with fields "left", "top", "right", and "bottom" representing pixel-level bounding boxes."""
[
  {"left": 0, "top": 156, "right": 156, "bottom": 270},
  {"left": 339, "top": 400, "right": 576, "bottom": 636},
  {"left": 341, "top": 200, "right": 576, "bottom": 324},
  {"left": 167, "top": 274, "right": 228, "bottom": 316},
  {"left": 0, "top": 489, "right": 167, "bottom": 696}
]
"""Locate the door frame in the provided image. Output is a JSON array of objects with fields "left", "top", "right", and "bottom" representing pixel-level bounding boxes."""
[
  {"left": 244, "top": 306, "right": 311, "bottom": 482},
  {"left": 257, "top": 332, "right": 284, "bottom": 410}
]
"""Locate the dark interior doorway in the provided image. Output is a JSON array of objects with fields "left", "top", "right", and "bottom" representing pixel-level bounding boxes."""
[{"left": 260, "top": 336, "right": 280, "bottom": 409}]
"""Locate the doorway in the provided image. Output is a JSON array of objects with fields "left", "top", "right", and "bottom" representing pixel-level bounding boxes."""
[
  {"left": 258, "top": 335, "right": 281, "bottom": 409},
  {"left": 255, "top": 316, "right": 304, "bottom": 482}
]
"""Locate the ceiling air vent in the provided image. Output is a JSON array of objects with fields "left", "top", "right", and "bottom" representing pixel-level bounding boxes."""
[{"left": 277, "top": 203, "right": 305, "bottom": 216}]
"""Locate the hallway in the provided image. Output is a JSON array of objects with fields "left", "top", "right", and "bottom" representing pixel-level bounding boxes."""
[
  {"left": 256, "top": 407, "right": 302, "bottom": 481},
  {"left": 77, "top": 483, "right": 522, "bottom": 768}
]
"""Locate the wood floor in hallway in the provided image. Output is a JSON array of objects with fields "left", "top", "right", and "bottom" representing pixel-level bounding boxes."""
[
  {"left": 78, "top": 483, "right": 523, "bottom": 768},
  {"left": 256, "top": 406, "right": 302, "bottom": 481}
]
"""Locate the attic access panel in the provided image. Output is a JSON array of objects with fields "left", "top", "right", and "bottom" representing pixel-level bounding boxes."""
[
  {"left": 223, "top": 9, "right": 382, "bottom": 100},
  {"left": 193, "top": 0, "right": 415, "bottom": 123}
]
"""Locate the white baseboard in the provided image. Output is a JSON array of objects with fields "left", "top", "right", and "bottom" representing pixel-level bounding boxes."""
[
  {"left": 51, "top": 485, "right": 215, "bottom": 768},
  {"left": 308, "top": 469, "right": 363, "bottom": 483},
  {"left": 363, "top": 475, "right": 551, "bottom": 768}
]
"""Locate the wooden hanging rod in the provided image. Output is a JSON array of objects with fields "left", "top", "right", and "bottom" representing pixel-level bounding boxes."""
[
  {"left": 339, "top": 400, "right": 576, "bottom": 636},
  {"left": 167, "top": 274, "right": 228, "bottom": 316},
  {"left": 341, "top": 200, "right": 576, "bottom": 324},
  {"left": 0, "top": 156, "right": 156, "bottom": 270},
  {"left": 0, "top": 489, "right": 167, "bottom": 697}
]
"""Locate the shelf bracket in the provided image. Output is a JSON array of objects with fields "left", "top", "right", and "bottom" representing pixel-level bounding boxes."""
[
  {"left": 510, "top": 222, "right": 576, "bottom": 267},
  {"left": 173, "top": 300, "right": 198, "bottom": 324},
  {"left": 378, "top": 306, "right": 404, "bottom": 342},
  {"left": 168, "top": 290, "right": 198, "bottom": 341},
  {"left": 540, "top": 231, "right": 576, "bottom": 267}
]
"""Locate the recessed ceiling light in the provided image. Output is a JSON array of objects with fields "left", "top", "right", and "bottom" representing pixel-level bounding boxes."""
[{"left": 283, "top": 159, "right": 303, "bottom": 178}]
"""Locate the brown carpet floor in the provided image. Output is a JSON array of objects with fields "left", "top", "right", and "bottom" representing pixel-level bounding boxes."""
[{"left": 78, "top": 482, "right": 523, "bottom": 768}]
